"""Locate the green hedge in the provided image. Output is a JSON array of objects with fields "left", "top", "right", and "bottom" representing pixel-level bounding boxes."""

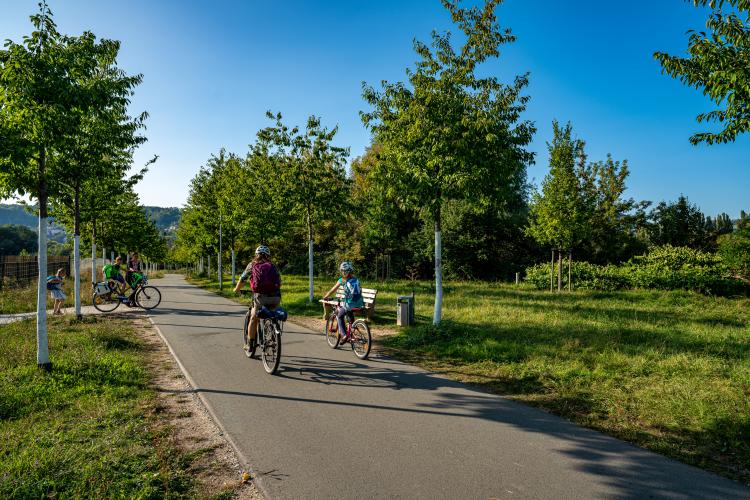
[{"left": 525, "top": 246, "right": 748, "bottom": 295}]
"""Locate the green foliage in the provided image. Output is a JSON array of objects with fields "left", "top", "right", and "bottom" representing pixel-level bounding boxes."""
[
  {"left": 362, "top": 0, "right": 534, "bottom": 320},
  {"left": 525, "top": 245, "right": 747, "bottom": 295},
  {"left": 525, "top": 261, "right": 629, "bottom": 291},
  {"left": 0, "top": 224, "right": 37, "bottom": 255},
  {"left": 527, "top": 121, "right": 588, "bottom": 250},
  {"left": 718, "top": 227, "right": 750, "bottom": 280},
  {"left": 624, "top": 245, "right": 739, "bottom": 294},
  {"left": 648, "top": 195, "right": 710, "bottom": 249},
  {"left": 655, "top": 0, "right": 750, "bottom": 144}
]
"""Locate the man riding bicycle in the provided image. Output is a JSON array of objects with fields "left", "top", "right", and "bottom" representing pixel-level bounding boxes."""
[
  {"left": 322, "top": 261, "right": 364, "bottom": 344},
  {"left": 233, "top": 245, "right": 282, "bottom": 352}
]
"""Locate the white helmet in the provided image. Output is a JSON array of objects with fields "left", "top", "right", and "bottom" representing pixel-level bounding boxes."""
[
  {"left": 255, "top": 245, "right": 270, "bottom": 256},
  {"left": 339, "top": 261, "right": 353, "bottom": 273}
]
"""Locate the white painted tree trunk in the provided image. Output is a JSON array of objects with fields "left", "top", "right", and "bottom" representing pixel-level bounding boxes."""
[
  {"left": 231, "top": 248, "right": 236, "bottom": 286},
  {"left": 218, "top": 221, "right": 223, "bottom": 290},
  {"left": 433, "top": 227, "right": 443, "bottom": 325},
  {"left": 37, "top": 217, "right": 50, "bottom": 367},
  {"left": 208, "top": 255, "right": 211, "bottom": 278},
  {"left": 308, "top": 237, "right": 314, "bottom": 303},
  {"left": 74, "top": 235, "right": 81, "bottom": 319}
]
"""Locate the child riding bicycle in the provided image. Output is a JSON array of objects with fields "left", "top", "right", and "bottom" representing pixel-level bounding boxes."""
[{"left": 322, "top": 261, "right": 364, "bottom": 344}]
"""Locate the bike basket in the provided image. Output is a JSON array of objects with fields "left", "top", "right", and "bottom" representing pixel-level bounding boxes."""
[{"left": 95, "top": 282, "right": 110, "bottom": 295}]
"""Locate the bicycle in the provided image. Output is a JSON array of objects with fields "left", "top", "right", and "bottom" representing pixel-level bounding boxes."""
[
  {"left": 320, "top": 299, "right": 372, "bottom": 360},
  {"left": 92, "top": 273, "right": 162, "bottom": 312},
  {"left": 240, "top": 290, "right": 287, "bottom": 375}
]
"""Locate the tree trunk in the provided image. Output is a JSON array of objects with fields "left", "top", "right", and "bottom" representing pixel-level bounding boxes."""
[
  {"left": 231, "top": 247, "right": 236, "bottom": 286},
  {"left": 73, "top": 184, "right": 82, "bottom": 319},
  {"left": 433, "top": 206, "right": 443, "bottom": 325},
  {"left": 91, "top": 219, "right": 97, "bottom": 285},
  {"left": 557, "top": 248, "right": 562, "bottom": 292},
  {"left": 307, "top": 211, "right": 314, "bottom": 303},
  {"left": 208, "top": 255, "right": 211, "bottom": 278},
  {"left": 36, "top": 146, "right": 51, "bottom": 369},
  {"left": 218, "top": 219, "right": 223, "bottom": 291},
  {"left": 550, "top": 248, "right": 555, "bottom": 292},
  {"left": 568, "top": 249, "right": 572, "bottom": 292}
]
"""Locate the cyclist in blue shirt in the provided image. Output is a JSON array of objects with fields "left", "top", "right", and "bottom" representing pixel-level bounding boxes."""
[{"left": 322, "top": 261, "right": 364, "bottom": 344}]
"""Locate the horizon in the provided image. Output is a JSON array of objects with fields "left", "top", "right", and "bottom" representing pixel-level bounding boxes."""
[{"left": 1, "top": 0, "right": 748, "bottom": 216}]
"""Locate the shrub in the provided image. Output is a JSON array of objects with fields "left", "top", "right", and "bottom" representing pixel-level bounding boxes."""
[
  {"left": 524, "top": 260, "right": 628, "bottom": 291},
  {"left": 524, "top": 246, "right": 748, "bottom": 295},
  {"left": 623, "top": 245, "right": 744, "bottom": 295}
]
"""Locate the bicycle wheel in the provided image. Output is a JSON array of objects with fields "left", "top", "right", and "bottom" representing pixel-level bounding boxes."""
[
  {"left": 325, "top": 313, "right": 340, "bottom": 348},
  {"left": 243, "top": 311, "right": 257, "bottom": 358},
  {"left": 92, "top": 291, "right": 120, "bottom": 313},
  {"left": 350, "top": 320, "right": 371, "bottom": 360},
  {"left": 261, "top": 320, "right": 281, "bottom": 374},
  {"left": 136, "top": 286, "right": 162, "bottom": 310}
]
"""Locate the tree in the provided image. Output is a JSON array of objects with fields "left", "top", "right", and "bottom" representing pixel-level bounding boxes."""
[
  {"left": 527, "top": 121, "right": 589, "bottom": 291},
  {"left": 256, "top": 112, "right": 348, "bottom": 302},
  {"left": 649, "top": 195, "right": 709, "bottom": 249},
  {"left": 0, "top": 225, "right": 37, "bottom": 255},
  {"left": 362, "top": 0, "right": 534, "bottom": 323},
  {"left": 655, "top": 0, "right": 750, "bottom": 145},
  {"left": 0, "top": 5, "right": 89, "bottom": 368},
  {"left": 578, "top": 155, "right": 648, "bottom": 264},
  {"left": 52, "top": 32, "right": 148, "bottom": 319}
]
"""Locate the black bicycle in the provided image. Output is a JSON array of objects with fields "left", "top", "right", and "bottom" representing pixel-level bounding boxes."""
[{"left": 241, "top": 293, "right": 287, "bottom": 375}]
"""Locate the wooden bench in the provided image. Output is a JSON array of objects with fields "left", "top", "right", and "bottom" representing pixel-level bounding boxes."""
[{"left": 320, "top": 287, "right": 378, "bottom": 321}]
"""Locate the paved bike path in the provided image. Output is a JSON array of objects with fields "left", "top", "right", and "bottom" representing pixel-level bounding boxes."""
[{"left": 147, "top": 275, "right": 749, "bottom": 500}]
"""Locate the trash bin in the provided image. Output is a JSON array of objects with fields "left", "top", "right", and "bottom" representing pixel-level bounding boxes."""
[{"left": 397, "top": 295, "right": 415, "bottom": 326}]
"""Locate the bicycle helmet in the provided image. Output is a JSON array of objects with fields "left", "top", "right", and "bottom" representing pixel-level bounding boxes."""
[
  {"left": 255, "top": 245, "right": 271, "bottom": 256},
  {"left": 339, "top": 261, "right": 354, "bottom": 274}
]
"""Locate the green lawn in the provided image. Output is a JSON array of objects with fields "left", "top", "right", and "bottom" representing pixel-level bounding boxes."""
[
  {"left": 0, "top": 316, "right": 203, "bottom": 497},
  {"left": 191, "top": 272, "right": 750, "bottom": 484}
]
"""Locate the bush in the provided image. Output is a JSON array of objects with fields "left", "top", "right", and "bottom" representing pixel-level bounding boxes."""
[
  {"left": 623, "top": 245, "right": 744, "bottom": 295},
  {"left": 524, "top": 260, "right": 628, "bottom": 291},
  {"left": 525, "top": 246, "right": 748, "bottom": 295}
]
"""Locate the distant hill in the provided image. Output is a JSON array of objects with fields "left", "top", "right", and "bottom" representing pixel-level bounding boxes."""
[
  {"left": 143, "top": 206, "right": 181, "bottom": 236},
  {"left": 0, "top": 203, "right": 37, "bottom": 227},
  {"left": 0, "top": 203, "right": 181, "bottom": 239}
]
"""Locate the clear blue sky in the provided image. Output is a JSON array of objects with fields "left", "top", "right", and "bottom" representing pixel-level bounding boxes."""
[{"left": 2, "top": 0, "right": 748, "bottom": 216}]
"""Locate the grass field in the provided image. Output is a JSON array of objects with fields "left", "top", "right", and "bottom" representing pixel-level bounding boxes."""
[
  {"left": 0, "top": 316, "right": 214, "bottom": 498},
  {"left": 190, "top": 272, "right": 750, "bottom": 484}
]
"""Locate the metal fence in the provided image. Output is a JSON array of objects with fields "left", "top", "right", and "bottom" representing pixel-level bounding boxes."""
[{"left": 0, "top": 255, "right": 71, "bottom": 290}]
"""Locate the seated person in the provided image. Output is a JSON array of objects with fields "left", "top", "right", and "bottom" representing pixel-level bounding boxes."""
[
  {"left": 103, "top": 255, "right": 127, "bottom": 295},
  {"left": 322, "top": 261, "right": 364, "bottom": 344}
]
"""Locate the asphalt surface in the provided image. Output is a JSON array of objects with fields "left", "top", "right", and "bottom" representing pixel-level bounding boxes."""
[{"left": 147, "top": 274, "right": 750, "bottom": 500}]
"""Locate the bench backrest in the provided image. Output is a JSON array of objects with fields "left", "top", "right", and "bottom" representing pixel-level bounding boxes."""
[{"left": 335, "top": 287, "right": 378, "bottom": 318}]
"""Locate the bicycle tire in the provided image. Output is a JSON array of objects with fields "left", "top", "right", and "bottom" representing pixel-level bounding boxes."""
[
  {"left": 92, "top": 291, "right": 120, "bottom": 313},
  {"left": 350, "top": 320, "right": 372, "bottom": 360},
  {"left": 261, "top": 320, "right": 281, "bottom": 374},
  {"left": 325, "top": 313, "right": 340, "bottom": 348},
  {"left": 243, "top": 311, "right": 257, "bottom": 358},
  {"left": 136, "top": 286, "right": 162, "bottom": 310}
]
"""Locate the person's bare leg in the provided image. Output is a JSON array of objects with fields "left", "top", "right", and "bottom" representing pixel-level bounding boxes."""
[{"left": 249, "top": 314, "right": 259, "bottom": 340}]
